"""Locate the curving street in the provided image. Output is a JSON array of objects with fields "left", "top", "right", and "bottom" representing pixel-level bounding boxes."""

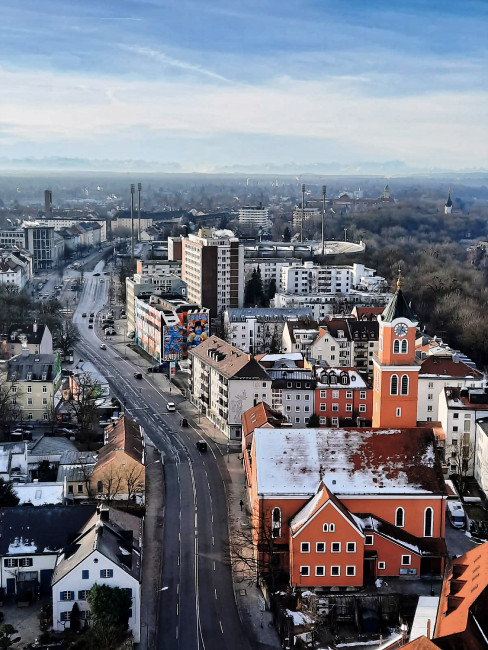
[{"left": 71, "top": 261, "right": 251, "bottom": 650}]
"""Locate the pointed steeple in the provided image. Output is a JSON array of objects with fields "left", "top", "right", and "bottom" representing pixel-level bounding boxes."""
[
  {"left": 381, "top": 269, "right": 416, "bottom": 323},
  {"left": 445, "top": 188, "right": 453, "bottom": 214}
]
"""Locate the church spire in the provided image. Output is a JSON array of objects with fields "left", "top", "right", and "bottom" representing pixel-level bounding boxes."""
[{"left": 445, "top": 188, "right": 453, "bottom": 214}]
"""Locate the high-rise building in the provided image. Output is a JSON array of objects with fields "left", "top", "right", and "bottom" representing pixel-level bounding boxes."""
[
  {"left": 238, "top": 203, "right": 269, "bottom": 228},
  {"left": 181, "top": 229, "right": 244, "bottom": 317},
  {"left": 44, "top": 190, "right": 52, "bottom": 216}
]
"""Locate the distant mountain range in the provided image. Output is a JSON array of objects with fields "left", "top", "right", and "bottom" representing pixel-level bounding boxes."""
[{"left": 0, "top": 156, "right": 487, "bottom": 177}]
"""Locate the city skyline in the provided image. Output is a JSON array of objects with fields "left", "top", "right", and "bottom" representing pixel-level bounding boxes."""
[{"left": 1, "top": 0, "right": 487, "bottom": 171}]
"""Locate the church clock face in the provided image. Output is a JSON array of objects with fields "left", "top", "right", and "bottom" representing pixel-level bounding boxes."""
[{"left": 394, "top": 323, "right": 408, "bottom": 337}]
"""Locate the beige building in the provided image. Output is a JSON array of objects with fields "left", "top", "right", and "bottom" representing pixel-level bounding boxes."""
[{"left": 5, "top": 350, "right": 61, "bottom": 423}]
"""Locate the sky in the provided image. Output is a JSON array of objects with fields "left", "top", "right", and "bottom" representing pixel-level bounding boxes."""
[{"left": 1, "top": 0, "right": 487, "bottom": 171}]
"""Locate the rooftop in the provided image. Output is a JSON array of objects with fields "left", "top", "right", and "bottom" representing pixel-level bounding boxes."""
[
  {"left": 254, "top": 427, "right": 446, "bottom": 497},
  {"left": 191, "top": 335, "right": 270, "bottom": 380}
]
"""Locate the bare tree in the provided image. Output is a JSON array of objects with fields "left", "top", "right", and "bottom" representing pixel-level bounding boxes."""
[
  {"left": 53, "top": 319, "right": 80, "bottom": 358},
  {"left": 97, "top": 466, "right": 123, "bottom": 506},
  {"left": 447, "top": 435, "right": 475, "bottom": 494},
  {"left": 0, "top": 378, "right": 22, "bottom": 434},
  {"left": 123, "top": 464, "right": 145, "bottom": 508},
  {"left": 64, "top": 372, "right": 102, "bottom": 450}
]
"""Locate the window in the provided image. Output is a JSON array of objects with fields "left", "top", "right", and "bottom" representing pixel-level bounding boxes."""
[
  {"left": 346, "top": 404, "right": 352, "bottom": 412},
  {"left": 395, "top": 507, "right": 405, "bottom": 527},
  {"left": 346, "top": 542, "right": 356, "bottom": 553},
  {"left": 320, "top": 403, "right": 326, "bottom": 411},
  {"left": 401, "top": 555, "right": 411, "bottom": 566},
  {"left": 287, "top": 382, "right": 292, "bottom": 388},
  {"left": 4, "top": 559, "right": 18, "bottom": 567},
  {"left": 428, "top": 393, "right": 433, "bottom": 400},
  {"left": 300, "top": 566, "right": 310, "bottom": 576},
  {"left": 80, "top": 611, "right": 91, "bottom": 620},
  {"left": 78, "top": 590, "right": 89, "bottom": 600},
  {"left": 396, "top": 407, "right": 401, "bottom": 417},
  {"left": 453, "top": 426, "right": 459, "bottom": 432},
  {"left": 82, "top": 570, "right": 89, "bottom": 580},
  {"left": 315, "top": 566, "right": 325, "bottom": 577},
  {"left": 329, "top": 523, "right": 335, "bottom": 532},
  {"left": 304, "top": 394, "right": 310, "bottom": 401},
  {"left": 60, "top": 611, "right": 71, "bottom": 621},
  {"left": 42, "top": 398, "right": 47, "bottom": 405},
  {"left": 401, "top": 375, "right": 409, "bottom": 396},
  {"left": 42, "top": 385, "right": 47, "bottom": 393},
  {"left": 295, "top": 394, "right": 301, "bottom": 401},
  {"left": 331, "top": 542, "right": 341, "bottom": 553},
  {"left": 346, "top": 566, "right": 356, "bottom": 576},
  {"left": 286, "top": 406, "right": 291, "bottom": 412},
  {"left": 316, "top": 542, "right": 326, "bottom": 553},
  {"left": 97, "top": 481, "right": 103, "bottom": 494},
  {"left": 60, "top": 591, "right": 74, "bottom": 601},
  {"left": 424, "top": 507, "right": 433, "bottom": 537},
  {"left": 295, "top": 417, "right": 300, "bottom": 423},
  {"left": 427, "top": 405, "right": 433, "bottom": 412},
  {"left": 453, "top": 413, "right": 459, "bottom": 419},
  {"left": 365, "top": 535, "right": 373, "bottom": 546},
  {"left": 332, "top": 404, "right": 339, "bottom": 412},
  {"left": 320, "top": 390, "right": 327, "bottom": 398},
  {"left": 27, "top": 385, "right": 32, "bottom": 393},
  {"left": 272, "top": 508, "right": 281, "bottom": 538},
  {"left": 332, "top": 390, "right": 339, "bottom": 399},
  {"left": 77, "top": 484, "right": 84, "bottom": 494},
  {"left": 27, "top": 398, "right": 33, "bottom": 405},
  {"left": 359, "top": 404, "right": 366, "bottom": 413},
  {"left": 301, "top": 542, "right": 310, "bottom": 553},
  {"left": 68, "top": 485, "right": 74, "bottom": 494},
  {"left": 331, "top": 417, "right": 339, "bottom": 426},
  {"left": 428, "top": 381, "right": 434, "bottom": 388},
  {"left": 100, "top": 569, "right": 113, "bottom": 578},
  {"left": 322, "top": 523, "right": 328, "bottom": 532},
  {"left": 359, "top": 391, "right": 366, "bottom": 400},
  {"left": 330, "top": 566, "right": 340, "bottom": 576},
  {"left": 319, "top": 417, "right": 326, "bottom": 425},
  {"left": 378, "top": 561, "right": 386, "bottom": 570},
  {"left": 295, "top": 406, "right": 301, "bottom": 412},
  {"left": 393, "top": 340, "right": 400, "bottom": 354},
  {"left": 401, "top": 340, "right": 408, "bottom": 354},
  {"left": 390, "top": 375, "right": 398, "bottom": 396},
  {"left": 346, "top": 391, "right": 353, "bottom": 399}
]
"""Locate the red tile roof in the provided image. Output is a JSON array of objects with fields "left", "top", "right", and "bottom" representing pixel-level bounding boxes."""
[{"left": 419, "top": 356, "right": 483, "bottom": 379}]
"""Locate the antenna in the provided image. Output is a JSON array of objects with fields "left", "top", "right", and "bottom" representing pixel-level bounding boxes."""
[
  {"left": 130, "top": 184, "right": 135, "bottom": 262},
  {"left": 301, "top": 183, "right": 305, "bottom": 243},
  {"left": 321, "top": 185, "right": 327, "bottom": 256},
  {"left": 137, "top": 182, "right": 142, "bottom": 243}
]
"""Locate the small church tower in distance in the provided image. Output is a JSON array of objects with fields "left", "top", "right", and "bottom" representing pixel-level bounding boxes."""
[
  {"left": 445, "top": 189, "right": 453, "bottom": 215},
  {"left": 372, "top": 272, "right": 419, "bottom": 428}
]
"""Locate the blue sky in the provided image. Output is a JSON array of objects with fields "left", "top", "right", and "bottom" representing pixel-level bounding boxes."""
[{"left": 1, "top": 0, "right": 487, "bottom": 170}]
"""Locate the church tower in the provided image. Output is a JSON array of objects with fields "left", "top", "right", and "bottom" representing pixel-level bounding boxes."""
[
  {"left": 372, "top": 274, "right": 419, "bottom": 428},
  {"left": 383, "top": 184, "right": 390, "bottom": 200},
  {"left": 445, "top": 189, "right": 453, "bottom": 215}
]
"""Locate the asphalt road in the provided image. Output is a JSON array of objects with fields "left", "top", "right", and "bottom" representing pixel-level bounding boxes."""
[{"left": 72, "top": 262, "right": 250, "bottom": 650}]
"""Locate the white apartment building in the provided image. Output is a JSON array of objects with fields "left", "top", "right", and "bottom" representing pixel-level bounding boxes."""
[
  {"left": 417, "top": 354, "right": 484, "bottom": 422},
  {"left": 182, "top": 229, "right": 244, "bottom": 317},
  {"left": 309, "top": 322, "right": 354, "bottom": 367},
  {"left": 272, "top": 290, "right": 390, "bottom": 321},
  {"left": 292, "top": 206, "right": 321, "bottom": 228},
  {"left": 281, "top": 321, "right": 320, "bottom": 357},
  {"left": 0, "top": 250, "right": 32, "bottom": 289},
  {"left": 189, "top": 335, "right": 272, "bottom": 440},
  {"left": 125, "top": 273, "right": 186, "bottom": 335},
  {"left": 244, "top": 258, "right": 302, "bottom": 292},
  {"left": 474, "top": 419, "right": 488, "bottom": 498},
  {"left": 224, "top": 307, "right": 313, "bottom": 354},
  {"left": 238, "top": 204, "right": 270, "bottom": 228},
  {"left": 438, "top": 387, "right": 488, "bottom": 475},
  {"left": 279, "top": 262, "right": 387, "bottom": 295}
]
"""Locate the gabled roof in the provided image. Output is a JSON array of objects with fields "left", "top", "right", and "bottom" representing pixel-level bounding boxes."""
[
  {"left": 52, "top": 508, "right": 141, "bottom": 585},
  {"left": 419, "top": 356, "right": 483, "bottom": 380},
  {"left": 290, "top": 482, "right": 363, "bottom": 536},
  {"left": 242, "top": 402, "right": 286, "bottom": 439},
  {"left": 434, "top": 542, "right": 488, "bottom": 644},
  {"left": 254, "top": 427, "right": 446, "bottom": 497},
  {"left": 322, "top": 319, "right": 352, "bottom": 340},
  {"left": 381, "top": 287, "right": 417, "bottom": 323},
  {"left": 352, "top": 306, "right": 384, "bottom": 321},
  {"left": 7, "top": 352, "right": 57, "bottom": 381},
  {"left": 95, "top": 415, "right": 144, "bottom": 472},
  {"left": 190, "top": 336, "right": 270, "bottom": 380},
  {"left": 0, "top": 505, "right": 96, "bottom": 556},
  {"left": 354, "top": 514, "right": 446, "bottom": 556}
]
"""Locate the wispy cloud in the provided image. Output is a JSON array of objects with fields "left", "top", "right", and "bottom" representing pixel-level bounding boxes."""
[{"left": 120, "top": 45, "right": 232, "bottom": 83}]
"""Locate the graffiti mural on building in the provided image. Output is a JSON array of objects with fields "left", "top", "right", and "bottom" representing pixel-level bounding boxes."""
[{"left": 187, "top": 313, "right": 209, "bottom": 348}]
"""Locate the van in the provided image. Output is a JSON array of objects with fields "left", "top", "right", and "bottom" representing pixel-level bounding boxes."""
[{"left": 447, "top": 501, "right": 466, "bottom": 528}]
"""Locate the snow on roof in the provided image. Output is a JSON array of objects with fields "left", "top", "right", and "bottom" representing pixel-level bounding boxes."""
[
  {"left": 259, "top": 352, "right": 303, "bottom": 362},
  {"left": 0, "top": 450, "right": 10, "bottom": 474},
  {"left": 285, "top": 609, "right": 313, "bottom": 626},
  {"left": 254, "top": 427, "right": 444, "bottom": 497},
  {"left": 13, "top": 482, "right": 63, "bottom": 506}
]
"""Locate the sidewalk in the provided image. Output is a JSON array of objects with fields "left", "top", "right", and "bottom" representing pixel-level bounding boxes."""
[{"left": 105, "top": 330, "right": 280, "bottom": 648}]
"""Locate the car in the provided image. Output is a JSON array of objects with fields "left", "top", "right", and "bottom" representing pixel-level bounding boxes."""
[
  {"left": 105, "top": 328, "right": 116, "bottom": 335},
  {"left": 133, "top": 372, "right": 143, "bottom": 380},
  {"left": 99, "top": 278, "right": 105, "bottom": 283},
  {"left": 93, "top": 272, "right": 100, "bottom": 276},
  {"left": 166, "top": 402, "right": 176, "bottom": 412},
  {"left": 100, "top": 343, "right": 107, "bottom": 350},
  {"left": 180, "top": 418, "right": 188, "bottom": 427},
  {"left": 88, "top": 318, "right": 93, "bottom": 323},
  {"left": 196, "top": 440, "right": 207, "bottom": 452},
  {"left": 88, "top": 324, "right": 93, "bottom": 329},
  {"left": 121, "top": 314, "right": 127, "bottom": 319},
  {"left": 90, "top": 312, "right": 95, "bottom": 317}
]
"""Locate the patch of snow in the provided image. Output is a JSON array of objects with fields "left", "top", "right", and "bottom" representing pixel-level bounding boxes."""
[
  {"left": 421, "top": 443, "right": 435, "bottom": 468},
  {"left": 285, "top": 609, "right": 313, "bottom": 626},
  {"left": 375, "top": 578, "right": 383, "bottom": 588}
]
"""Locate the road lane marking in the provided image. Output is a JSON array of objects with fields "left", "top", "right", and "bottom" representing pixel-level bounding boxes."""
[{"left": 219, "top": 621, "right": 223, "bottom": 634}]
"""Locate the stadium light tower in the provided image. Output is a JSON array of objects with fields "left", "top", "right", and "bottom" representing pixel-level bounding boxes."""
[{"left": 130, "top": 184, "right": 135, "bottom": 261}]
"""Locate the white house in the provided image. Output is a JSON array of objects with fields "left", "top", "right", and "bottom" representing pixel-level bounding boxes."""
[
  {"left": 474, "top": 419, "right": 488, "bottom": 499},
  {"left": 52, "top": 507, "right": 142, "bottom": 642}
]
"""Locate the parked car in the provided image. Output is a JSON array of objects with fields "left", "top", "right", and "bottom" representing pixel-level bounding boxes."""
[
  {"left": 82, "top": 313, "right": 87, "bottom": 318},
  {"left": 88, "top": 324, "right": 93, "bottom": 329},
  {"left": 196, "top": 440, "right": 207, "bottom": 452},
  {"left": 166, "top": 402, "right": 176, "bottom": 412},
  {"left": 133, "top": 372, "right": 143, "bottom": 380},
  {"left": 90, "top": 312, "right": 95, "bottom": 317},
  {"left": 93, "top": 272, "right": 100, "bottom": 276},
  {"left": 88, "top": 318, "right": 93, "bottom": 323},
  {"left": 105, "top": 328, "right": 116, "bottom": 335},
  {"left": 180, "top": 418, "right": 188, "bottom": 427}
]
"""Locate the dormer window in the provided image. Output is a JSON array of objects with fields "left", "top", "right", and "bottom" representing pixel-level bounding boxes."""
[{"left": 26, "top": 373, "right": 32, "bottom": 381}]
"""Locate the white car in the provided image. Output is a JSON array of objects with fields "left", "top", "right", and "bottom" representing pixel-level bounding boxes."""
[
  {"left": 166, "top": 402, "right": 176, "bottom": 412},
  {"left": 100, "top": 343, "right": 107, "bottom": 350}
]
